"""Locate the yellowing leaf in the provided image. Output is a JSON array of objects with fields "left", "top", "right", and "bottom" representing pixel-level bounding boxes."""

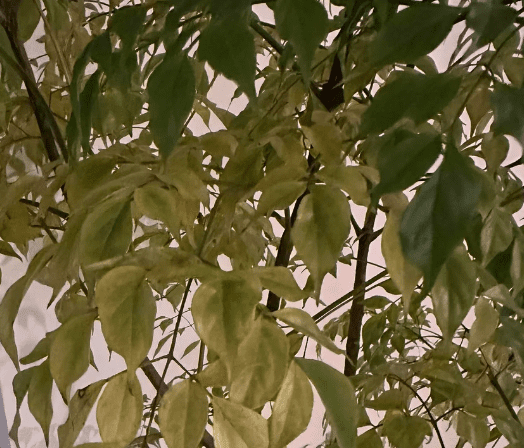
[
  {"left": 269, "top": 361, "right": 313, "bottom": 448},
  {"left": 230, "top": 318, "right": 289, "bottom": 409},
  {"left": 381, "top": 194, "right": 422, "bottom": 311},
  {"left": 58, "top": 379, "right": 107, "bottom": 448},
  {"left": 431, "top": 245, "right": 477, "bottom": 341},
  {"left": 79, "top": 194, "right": 132, "bottom": 266},
  {"left": 199, "top": 130, "right": 237, "bottom": 158},
  {"left": 466, "top": 81, "right": 491, "bottom": 132},
  {"left": 302, "top": 123, "right": 343, "bottom": 165},
  {"left": 134, "top": 184, "right": 180, "bottom": 236},
  {"left": 295, "top": 358, "right": 357, "bottom": 448},
  {"left": 158, "top": 379, "right": 208, "bottom": 448},
  {"left": 272, "top": 308, "right": 344, "bottom": 355},
  {"left": 50, "top": 310, "right": 96, "bottom": 400},
  {"left": 291, "top": 185, "right": 351, "bottom": 294},
  {"left": 96, "top": 373, "right": 142, "bottom": 445},
  {"left": 196, "top": 359, "right": 229, "bottom": 388},
  {"left": 481, "top": 133, "right": 509, "bottom": 173},
  {"left": 317, "top": 165, "right": 370, "bottom": 207},
  {"left": 95, "top": 266, "right": 156, "bottom": 373},
  {"left": 256, "top": 181, "right": 307, "bottom": 217},
  {"left": 456, "top": 412, "right": 490, "bottom": 448},
  {"left": 191, "top": 276, "right": 261, "bottom": 373},
  {"left": 468, "top": 298, "right": 499, "bottom": 353},
  {"left": 251, "top": 266, "right": 308, "bottom": 302},
  {"left": 213, "top": 397, "right": 269, "bottom": 448},
  {"left": 27, "top": 360, "right": 53, "bottom": 446},
  {"left": 383, "top": 415, "right": 431, "bottom": 448}
]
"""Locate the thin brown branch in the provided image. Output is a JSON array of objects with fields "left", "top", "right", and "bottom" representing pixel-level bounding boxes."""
[{"left": 344, "top": 208, "right": 376, "bottom": 377}]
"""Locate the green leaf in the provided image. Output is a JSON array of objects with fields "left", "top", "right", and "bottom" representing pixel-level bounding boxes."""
[
  {"left": 371, "top": 132, "right": 442, "bottom": 204},
  {"left": 360, "top": 73, "right": 461, "bottom": 135},
  {"left": 431, "top": 245, "right": 477, "bottom": 341},
  {"left": 79, "top": 70, "right": 101, "bottom": 154},
  {"left": 58, "top": 379, "right": 107, "bottom": 448},
  {"left": 198, "top": 15, "right": 256, "bottom": 99},
  {"left": 291, "top": 185, "right": 351, "bottom": 292},
  {"left": 294, "top": 358, "right": 357, "bottom": 448},
  {"left": 191, "top": 275, "right": 261, "bottom": 373},
  {"left": 251, "top": 266, "right": 308, "bottom": 302},
  {"left": 50, "top": 311, "right": 96, "bottom": 400},
  {"left": 27, "top": 360, "right": 53, "bottom": 446},
  {"left": 491, "top": 85, "right": 524, "bottom": 145},
  {"left": 467, "top": 2, "right": 517, "bottom": 46},
  {"left": 96, "top": 373, "right": 142, "bottom": 445},
  {"left": 19, "top": 336, "right": 50, "bottom": 365},
  {"left": 158, "top": 379, "right": 208, "bottom": 448},
  {"left": 369, "top": 4, "right": 460, "bottom": 67},
  {"left": 109, "top": 6, "right": 146, "bottom": 49},
  {"left": 0, "top": 245, "right": 56, "bottom": 369},
  {"left": 148, "top": 50, "right": 195, "bottom": 158},
  {"left": 0, "top": 239, "right": 22, "bottom": 260},
  {"left": 269, "top": 361, "right": 313, "bottom": 448},
  {"left": 42, "top": 0, "right": 69, "bottom": 31},
  {"left": 456, "top": 412, "right": 490, "bottom": 448},
  {"left": 17, "top": 0, "right": 41, "bottom": 42},
  {"left": 79, "top": 193, "right": 133, "bottom": 266},
  {"left": 273, "top": 308, "right": 344, "bottom": 355},
  {"left": 275, "top": 0, "right": 329, "bottom": 83},
  {"left": 230, "top": 318, "right": 289, "bottom": 409},
  {"left": 496, "top": 317, "right": 524, "bottom": 364},
  {"left": 400, "top": 145, "right": 482, "bottom": 289},
  {"left": 95, "top": 266, "right": 156, "bottom": 373},
  {"left": 383, "top": 415, "right": 431, "bottom": 448},
  {"left": 480, "top": 207, "right": 514, "bottom": 266},
  {"left": 213, "top": 397, "right": 269, "bottom": 448}
]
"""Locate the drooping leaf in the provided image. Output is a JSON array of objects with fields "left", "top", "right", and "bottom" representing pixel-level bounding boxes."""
[
  {"left": 360, "top": 72, "right": 461, "bottom": 135},
  {"left": 191, "top": 275, "right": 261, "bottom": 372},
  {"left": 383, "top": 415, "right": 431, "bottom": 448},
  {"left": 96, "top": 373, "right": 142, "bottom": 445},
  {"left": 295, "top": 358, "right": 357, "bottom": 448},
  {"left": 291, "top": 185, "right": 351, "bottom": 292},
  {"left": 400, "top": 145, "right": 482, "bottom": 289},
  {"left": 251, "top": 266, "right": 308, "bottom": 302},
  {"left": 456, "top": 412, "right": 490, "bottom": 448},
  {"left": 198, "top": 15, "right": 256, "bottom": 99},
  {"left": 431, "top": 245, "right": 477, "bottom": 341},
  {"left": 95, "top": 266, "right": 156, "bottom": 373},
  {"left": 17, "top": 0, "right": 41, "bottom": 42},
  {"left": 480, "top": 207, "right": 514, "bottom": 266},
  {"left": 274, "top": 0, "right": 329, "bottom": 83},
  {"left": 230, "top": 318, "right": 289, "bottom": 409},
  {"left": 0, "top": 245, "right": 56, "bottom": 369},
  {"left": 369, "top": 4, "right": 460, "bottom": 67},
  {"left": 79, "top": 193, "right": 133, "bottom": 266},
  {"left": 134, "top": 184, "right": 180, "bottom": 237},
  {"left": 42, "top": 0, "right": 69, "bottom": 31},
  {"left": 491, "top": 84, "right": 524, "bottom": 146},
  {"left": 196, "top": 359, "right": 229, "bottom": 388},
  {"left": 371, "top": 132, "right": 442, "bottom": 204},
  {"left": 317, "top": 165, "right": 372, "bottom": 207},
  {"left": 269, "top": 361, "right": 313, "bottom": 448},
  {"left": 302, "top": 123, "right": 343, "bottom": 165},
  {"left": 0, "top": 239, "right": 22, "bottom": 260},
  {"left": 256, "top": 181, "right": 307, "bottom": 217},
  {"left": 58, "top": 379, "right": 107, "bottom": 448},
  {"left": 381, "top": 193, "right": 423, "bottom": 312},
  {"left": 148, "top": 50, "right": 195, "bottom": 158},
  {"left": 158, "top": 379, "right": 208, "bottom": 448},
  {"left": 213, "top": 397, "right": 269, "bottom": 448},
  {"left": 10, "top": 367, "right": 36, "bottom": 448},
  {"left": 468, "top": 298, "right": 499, "bottom": 354},
  {"left": 79, "top": 70, "right": 101, "bottom": 154},
  {"left": 50, "top": 310, "right": 96, "bottom": 400},
  {"left": 272, "top": 308, "right": 344, "bottom": 355},
  {"left": 27, "top": 360, "right": 53, "bottom": 446},
  {"left": 467, "top": 2, "right": 517, "bottom": 46}
]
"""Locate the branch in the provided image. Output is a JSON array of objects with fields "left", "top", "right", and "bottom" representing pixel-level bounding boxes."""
[{"left": 344, "top": 208, "right": 376, "bottom": 376}]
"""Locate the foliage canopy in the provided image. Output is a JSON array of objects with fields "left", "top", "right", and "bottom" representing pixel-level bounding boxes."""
[{"left": 0, "top": 0, "right": 524, "bottom": 447}]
